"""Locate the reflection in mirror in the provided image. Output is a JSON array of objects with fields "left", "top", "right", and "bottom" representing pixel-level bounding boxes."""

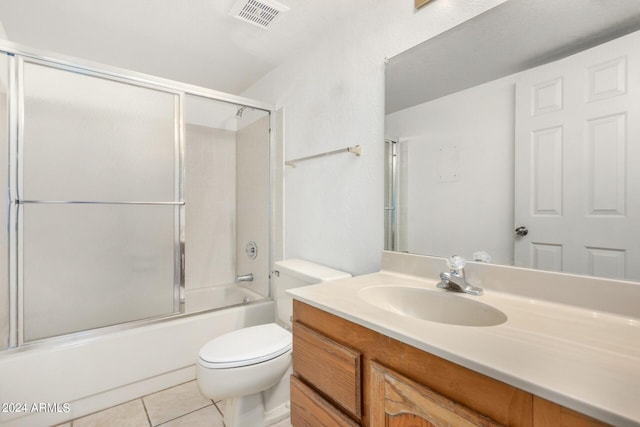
[{"left": 384, "top": 0, "right": 640, "bottom": 282}]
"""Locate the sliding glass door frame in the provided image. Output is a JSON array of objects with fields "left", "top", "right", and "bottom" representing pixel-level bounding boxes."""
[{"left": 1, "top": 41, "right": 275, "bottom": 348}]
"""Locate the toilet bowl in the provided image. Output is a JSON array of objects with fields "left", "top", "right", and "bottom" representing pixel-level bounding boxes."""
[
  {"left": 197, "top": 323, "right": 292, "bottom": 426},
  {"left": 196, "top": 259, "right": 351, "bottom": 427}
]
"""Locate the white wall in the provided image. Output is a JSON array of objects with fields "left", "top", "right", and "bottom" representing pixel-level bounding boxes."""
[
  {"left": 385, "top": 74, "right": 516, "bottom": 265},
  {"left": 242, "top": 0, "right": 508, "bottom": 275}
]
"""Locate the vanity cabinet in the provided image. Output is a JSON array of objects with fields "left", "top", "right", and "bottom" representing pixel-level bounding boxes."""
[
  {"left": 290, "top": 300, "right": 610, "bottom": 427},
  {"left": 370, "top": 361, "right": 502, "bottom": 426},
  {"left": 533, "top": 397, "right": 610, "bottom": 427},
  {"left": 292, "top": 321, "right": 361, "bottom": 419},
  {"left": 290, "top": 375, "right": 359, "bottom": 427}
]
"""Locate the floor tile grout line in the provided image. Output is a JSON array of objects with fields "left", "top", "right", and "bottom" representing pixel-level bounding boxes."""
[
  {"left": 140, "top": 397, "right": 153, "bottom": 427},
  {"left": 142, "top": 380, "right": 214, "bottom": 426},
  {"left": 153, "top": 402, "right": 215, "bottom": 427},
  {"left": 66, "top": 397, "right": 149, "bottom": 426},
  {"left": 66, "top": 380, "right": 220, "bottom": 426},
  {"left": 141, "top": 379, "right": 198, "bottom": 400},
  {"left": 212, "top": 400, "right": 224, "bottom": 418}
]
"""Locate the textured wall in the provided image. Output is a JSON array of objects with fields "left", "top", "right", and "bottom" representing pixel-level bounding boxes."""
[{"left": 243, "top": 0, "right": 508, "bottom": 275}]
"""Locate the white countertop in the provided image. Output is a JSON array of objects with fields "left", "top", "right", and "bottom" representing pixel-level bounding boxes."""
[{"left": 288, "top": 271, "right": 640, "bottom": 427}]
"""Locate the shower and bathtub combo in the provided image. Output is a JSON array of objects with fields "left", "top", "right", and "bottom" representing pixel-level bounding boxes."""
[{"left": 0, "top": 41, "right": 342, "bottom": 427}]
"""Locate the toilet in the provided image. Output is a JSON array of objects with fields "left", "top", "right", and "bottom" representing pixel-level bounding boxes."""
[{"left": 196, "top": 259, "right": 351, "bottom": 427}]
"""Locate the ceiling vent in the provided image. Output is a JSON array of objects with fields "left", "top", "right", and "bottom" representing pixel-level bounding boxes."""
[{"left": 229, "top": 0, "right": 290, "bottom": 29}]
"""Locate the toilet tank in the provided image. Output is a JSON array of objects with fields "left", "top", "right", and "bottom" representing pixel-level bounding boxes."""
[{"left": 273, "top": 259, "right": 351, "bottom": 329}]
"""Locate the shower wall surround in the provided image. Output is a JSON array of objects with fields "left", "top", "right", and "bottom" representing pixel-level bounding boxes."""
[
  {"left": 183, "top": 111, "right": 271, "bottom": 298},
  {"left": 236, "top": 116, "right": 271, "bottom": 296},
  {"left": 184, "top": 124, "right": 237, "bottom": 288}
]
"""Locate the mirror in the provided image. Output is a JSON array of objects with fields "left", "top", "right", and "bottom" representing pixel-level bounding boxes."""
[{"left": 384, "top": 0, "right": 640, "bottom": 282}]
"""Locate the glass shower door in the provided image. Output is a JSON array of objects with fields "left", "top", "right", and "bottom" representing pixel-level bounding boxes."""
[
  {"left": 19, "top": 60, "right": 182, "bottom": 342},
  {"left": 0, "top": 54, "right": 9, "bottom": 350}
]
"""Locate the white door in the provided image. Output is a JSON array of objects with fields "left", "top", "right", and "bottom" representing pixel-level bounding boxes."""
[{"left": 514, "top": 30, "right": 640, "bottom": 281}]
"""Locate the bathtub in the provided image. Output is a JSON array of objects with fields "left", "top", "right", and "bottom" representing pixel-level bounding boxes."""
[
  {"left": 184, "top": 284, "right": 264, "bottom": 314},
  {"left": 0, "top": 289, "right": 275, "bottom": 427}
]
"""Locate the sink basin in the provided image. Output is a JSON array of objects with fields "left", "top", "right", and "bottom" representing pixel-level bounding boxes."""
[{"left": 358, "top": 285, "right": 507, "bottom": 327}]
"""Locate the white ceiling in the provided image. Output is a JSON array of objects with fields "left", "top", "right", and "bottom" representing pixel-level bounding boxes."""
[{"left": 0, "top": 0, "right": 373, "bottom": 94}]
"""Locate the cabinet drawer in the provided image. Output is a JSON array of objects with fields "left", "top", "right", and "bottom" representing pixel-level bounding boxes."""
[
  {"left": 290, "top": 375, "right": 359, "bottom": 427},
  {"left": 292, "top": 322, "right": 362, "bottom": 418}
]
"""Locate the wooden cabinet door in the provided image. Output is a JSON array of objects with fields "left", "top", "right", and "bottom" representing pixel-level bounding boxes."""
[
  {"left": 370, "top": 361, "right": 503, "bottom": 427},
  {"left": 293, "top": 322, "right": 362, "bottom": 419},
  {"left": 291, "top": 375, "right": 360, "bottom": 427}
]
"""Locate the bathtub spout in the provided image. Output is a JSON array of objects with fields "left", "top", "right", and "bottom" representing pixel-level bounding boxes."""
[{"left": 236, "top": 273, "right": 254, "bottom": 282}]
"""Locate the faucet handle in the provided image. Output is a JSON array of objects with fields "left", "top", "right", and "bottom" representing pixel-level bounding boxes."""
[
  {"left": 447, "top": 255, "right": 466, "bottom": 272},
  {"left": 439, "top": 271, "right": 451, "bottom": 281}
]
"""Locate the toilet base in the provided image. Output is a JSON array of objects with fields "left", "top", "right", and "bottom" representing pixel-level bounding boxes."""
[
  {"left": 263, "top": 400, "right": 290, "bottom": 426},
  {"left": 222, "top": 365, "right": 292, "bottom": 427}
]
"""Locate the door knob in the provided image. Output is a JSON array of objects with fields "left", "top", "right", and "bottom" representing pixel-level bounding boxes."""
[{"left": 515, "top": 226, "right": 528, "bottom": 237}]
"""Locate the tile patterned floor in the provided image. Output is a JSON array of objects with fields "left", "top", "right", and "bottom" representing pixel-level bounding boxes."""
[{"left": 56, "top": 380, "right": 292, "bottom": 427}]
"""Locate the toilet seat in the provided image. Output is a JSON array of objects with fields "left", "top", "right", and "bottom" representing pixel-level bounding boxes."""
[{"left": 199, "top": 323, "right": 291, "bottom": 369}]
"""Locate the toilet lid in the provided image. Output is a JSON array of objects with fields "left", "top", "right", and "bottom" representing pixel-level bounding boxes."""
[{"left": 199, "top": 323, "right": 292, "bottom": 369}]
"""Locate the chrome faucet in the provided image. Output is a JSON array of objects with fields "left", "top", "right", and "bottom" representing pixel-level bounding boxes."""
[{"left": 437, "top": 256, "right": 483, "bottom": 296}]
